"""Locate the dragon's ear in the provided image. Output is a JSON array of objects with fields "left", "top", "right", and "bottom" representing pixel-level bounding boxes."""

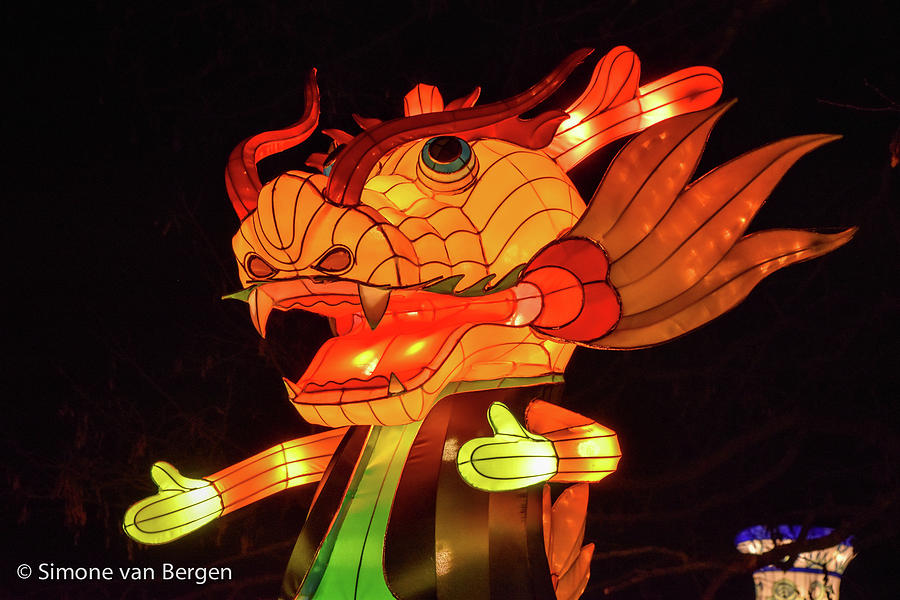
[{"left": 565, "top": 102, "right": 854, "bottom": 349}]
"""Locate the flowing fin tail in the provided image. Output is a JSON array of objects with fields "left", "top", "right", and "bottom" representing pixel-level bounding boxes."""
[
  {"left": 542, "top": 484, "right": 594, "bottom": 600},
  {"left": 525, "top": 102, "right": 855, "bottom": 349}
]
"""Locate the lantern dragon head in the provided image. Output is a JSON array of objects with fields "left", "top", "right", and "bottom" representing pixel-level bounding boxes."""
[{"left": 226, "top": 47, "right": 854, "bottom": 429}]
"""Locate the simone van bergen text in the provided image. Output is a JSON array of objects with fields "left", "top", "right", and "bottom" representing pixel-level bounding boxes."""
[{"left": 37, "top": 563, "right": 232, "bottom": 585}]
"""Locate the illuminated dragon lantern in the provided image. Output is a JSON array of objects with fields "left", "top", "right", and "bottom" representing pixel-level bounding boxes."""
[{"left": 124, "top": 47, "right": 854, "bottom": 599}]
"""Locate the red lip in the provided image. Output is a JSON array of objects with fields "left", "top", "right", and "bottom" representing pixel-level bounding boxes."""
[{"left": 250, "top": 278, "right": 535, "bottom": 406}]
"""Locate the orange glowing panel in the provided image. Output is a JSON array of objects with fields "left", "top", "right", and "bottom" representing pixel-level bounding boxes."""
[
  {"left": 209, "top": 427, "right": 347, "bottom": 514},
  {"left": 546, "top": 46, "right": 723, "bottom": 171},
  {"left": 527, "top": 400, "right": 621, "bottom": 483},
  {"left": 123, "top": 428, "right": 345, "bottom": 544}
]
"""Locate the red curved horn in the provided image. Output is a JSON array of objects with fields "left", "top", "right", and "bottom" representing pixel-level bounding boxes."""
[
  {"left": 324, "top": 48, "right": 594, "bottom": 207},
  {"left": 225, "top": 69, "right": 321, "bottom": 220}
]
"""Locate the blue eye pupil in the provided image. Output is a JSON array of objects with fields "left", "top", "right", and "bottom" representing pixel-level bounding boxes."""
[
  {"left": 422, "top": 137, "right": 471, "bottom": 173},
  {"left": 428, "top": 137, "right": 462, "bottom": 162}
]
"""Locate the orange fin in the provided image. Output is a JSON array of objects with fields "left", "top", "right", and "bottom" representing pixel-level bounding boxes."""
[
  {"left": 543, "top": 483, "right": 593, "bottom": 598},
  {"left": 599, "top": 227, "right": 856, "bottom": 348},
  {"left": 555, "top": 543, "right": 594, "bottom": 600},
  {"left": 565, "top": 102, "right": 854, "bottom": 348},
  {"left": 352, "top": 113, "right": 382, "bottom": 130},
  {"left": 445, "top": 87, "right": 481, "bottom": 110},
  {"left": 548, "top": 483, "right": 589, "bottom": 577},
  {"left": 403, "top": 83, "right": 444, "bottom": 116}
]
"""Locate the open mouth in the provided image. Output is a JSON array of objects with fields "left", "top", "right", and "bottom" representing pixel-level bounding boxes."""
[{"left": 245, "top": 278, "right": 542, "bottom": 409}]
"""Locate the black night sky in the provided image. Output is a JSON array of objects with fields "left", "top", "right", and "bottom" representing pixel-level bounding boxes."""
[{"left": 4, "top": 1, "right": 898, "bottom": 599}]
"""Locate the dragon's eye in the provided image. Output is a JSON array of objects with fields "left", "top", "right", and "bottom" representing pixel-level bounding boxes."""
[
  {"left": 315, "top": 246, "right": 353, "bottom": 273},
  {"left": 246, "top": 254, "right": 277, "bottom": 279},
  {"left": 422, "top": 137, "right": 470, "bottom": 172},
  {"left": 418, "top": 136, "right": 477, "bottom": 190}
]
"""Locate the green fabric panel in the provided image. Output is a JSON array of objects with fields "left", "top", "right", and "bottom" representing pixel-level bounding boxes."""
[
  {"left": 437, "top": 374, "right": 563, "bottom": 400},
  {"left": 281, "top": 426, "right": 370, "bottom": 600},
  {"left": 422, "top": 264, "right": 525, "bottom": 296},
  {"left": 221, "top": 284, "right": 257, "bottom": 303},
  {"left": 296, "top": 427, "right": 380, "bottom": 599},
  {"left": 306, "top": 422, "right": 422, "bottom": 599}
]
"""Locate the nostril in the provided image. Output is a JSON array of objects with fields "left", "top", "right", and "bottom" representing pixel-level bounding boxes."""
[
  {"left": 315, "top": 246, "right": 353, "bottom": 273},
  {"left": 247, "top": 254, "right": 277, "bottom": 279}
]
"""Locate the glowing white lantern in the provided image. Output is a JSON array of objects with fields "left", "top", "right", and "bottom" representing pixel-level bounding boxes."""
[{"left": 735, "top": 525, "right": 855, "bottom": 600}]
